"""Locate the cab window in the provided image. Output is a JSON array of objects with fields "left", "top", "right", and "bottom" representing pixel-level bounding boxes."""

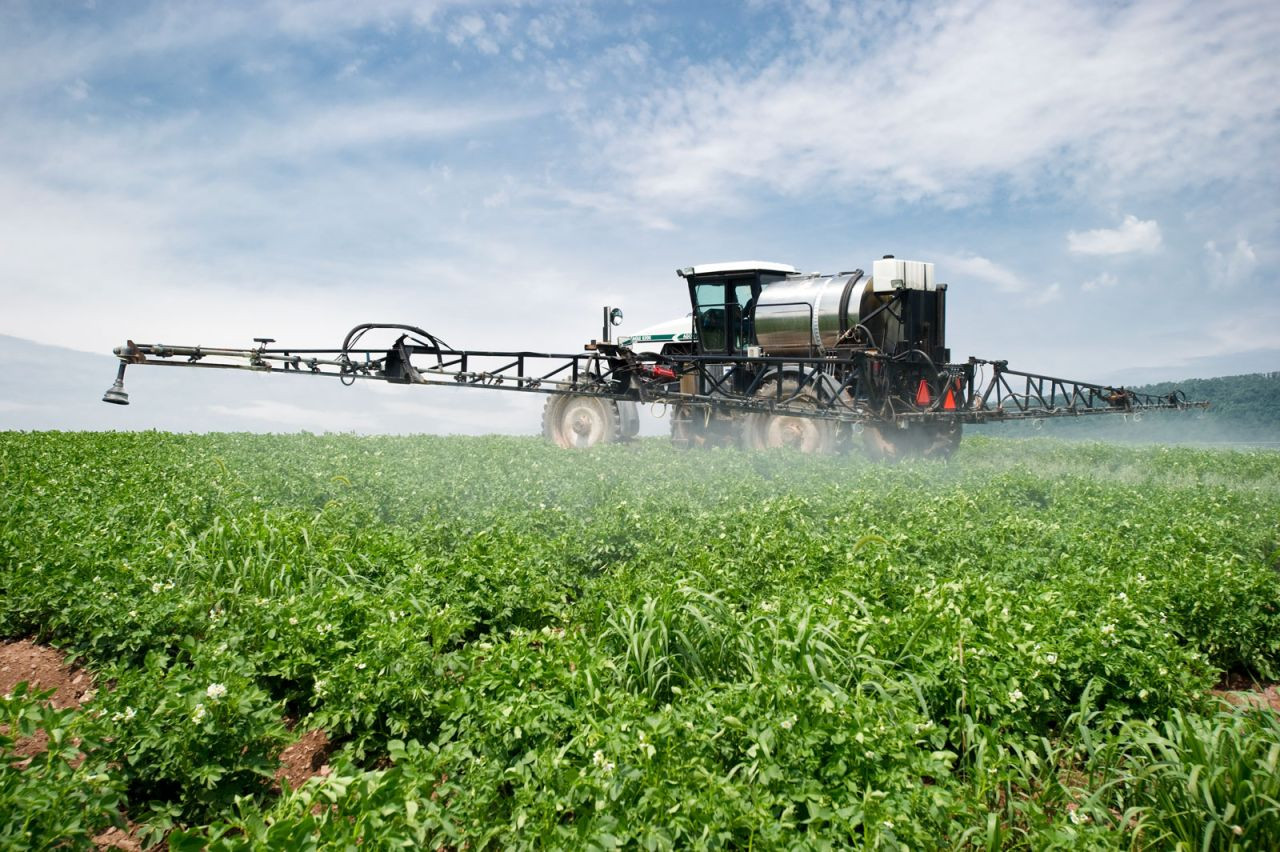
[{"left": 693, "top": 282, "right": 730, "bottom": 352}]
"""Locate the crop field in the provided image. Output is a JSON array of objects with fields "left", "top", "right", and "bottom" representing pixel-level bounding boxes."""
[{"left": 2, "top": 432, "right": 1279, "bottom": 849}]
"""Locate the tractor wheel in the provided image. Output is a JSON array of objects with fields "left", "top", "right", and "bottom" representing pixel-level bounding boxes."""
[
  {"left": 863, "top": 421, "right": 962, "bottom": 461},
  {"left": 542, "top": 394, "right": 626, "bottom": 449},
  {"left": 741, "top": 377, "right": 837, "bottom": 454}
]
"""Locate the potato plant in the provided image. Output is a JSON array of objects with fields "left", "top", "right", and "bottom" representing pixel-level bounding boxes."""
[{"left": 1, "top": 432, "right": 1278, "bottom": 848}]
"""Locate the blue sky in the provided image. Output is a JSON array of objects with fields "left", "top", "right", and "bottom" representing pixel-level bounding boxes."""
[{"left": 1, "top": 0, "right": 1277, "bottom": 432}]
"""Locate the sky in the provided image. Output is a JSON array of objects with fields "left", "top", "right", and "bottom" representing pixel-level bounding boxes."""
[{"left": 1, "top": 0, "right": 1277, "bottom": 434}]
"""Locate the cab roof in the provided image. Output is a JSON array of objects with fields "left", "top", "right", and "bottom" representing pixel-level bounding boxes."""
[{"left": 677, "top": 261, "right": 797, "bottom": 277}]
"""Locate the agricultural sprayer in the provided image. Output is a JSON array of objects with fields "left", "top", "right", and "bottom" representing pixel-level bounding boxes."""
[{"left": 103, "top": 256, "right": 1207, "bottom": 457}]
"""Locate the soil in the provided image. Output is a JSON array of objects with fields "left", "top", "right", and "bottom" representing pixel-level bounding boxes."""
[
  {"left": 92, "top": 824, "right": 145, "bottom": 852},
  {"left": 0, "top": 638, "right": 96, "bottom": 762},
  {"left": 1212, "top": 671, "right": 1280, "bottom": 712},
  {"left": 276, "top": 727, "right": 332, "bottom": 791},
  {"left": 0, "top": 638, "right": 96, "bottom": 709}
]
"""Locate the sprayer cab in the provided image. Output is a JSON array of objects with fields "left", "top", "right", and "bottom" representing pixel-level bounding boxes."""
[{"left": 676, "top": 261, "right": 795, "bottom": 356}]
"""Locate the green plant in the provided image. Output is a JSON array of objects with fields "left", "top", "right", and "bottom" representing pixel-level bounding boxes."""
[{"left": 0, "top": 684, "right": 124, "bottom": 849}]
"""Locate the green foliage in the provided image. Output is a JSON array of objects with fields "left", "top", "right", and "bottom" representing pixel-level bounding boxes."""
[
  {"left": 94, "top": 642, "right": 289, "bottom": 828},
  {"left": 1, "top": 431, "right": 1278, "bottom": 846},
  {"left": 0, "top": 684, "right": 124, "bottom": 849}
]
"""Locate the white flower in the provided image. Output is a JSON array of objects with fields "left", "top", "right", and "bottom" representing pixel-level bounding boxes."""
[
  {"left": 1116, "top": 592, "right": 1128, "bottom": 601},
  {"left": 1044, "top": 653, "right": 1058, "bottom": 665},
  {"left": 151, "top": 582, "right": 164, "bottom": 594},
  {"left": 124, "top": 706, "right": 136, "bottom": 721},
  {"left": 1139, "top": 689, "right": 1149, "bottom": 700},
  {"left": 288, "top": 617, "right": 298, "bottom": 625},
  {"left": 356, "top": 662, "right": 367, "bottom": 670},
  {"left": 592, "top": 750, "right": 615, "bottom": 773},
  {"left": 780, "top": 715, "right": 796, "bottom": 730},
  {"left": 1009, "top": 689, "right": 1025, "bottom": 703},
  {"left": 192, "top": 703, "right": 207, "bottom": 723},
  {"left": 206, "top": 683, "right": 227, "bottom": 700},
  {"left": 1100, "top": 623, "right": 1116, "bottom": 636}
]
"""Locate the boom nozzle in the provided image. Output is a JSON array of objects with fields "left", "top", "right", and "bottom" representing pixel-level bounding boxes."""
[{"left": 102, "top": 362, "right": 129, "bottom": 405}]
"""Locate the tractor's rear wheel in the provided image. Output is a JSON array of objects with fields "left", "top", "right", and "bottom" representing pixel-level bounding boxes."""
[
  {"left": 542, "top": 394, "right": 627, "bottom": 449},
  {"left": 741, "top": 378, "right": 837, "bottom": 454},
  {"left": 863, "top": 421, "right": 962, "bottom": 461}
]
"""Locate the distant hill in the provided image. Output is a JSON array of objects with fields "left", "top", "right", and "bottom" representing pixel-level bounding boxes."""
[{"left": 976, "top": 371, "right": 1280, "bottom": 445}]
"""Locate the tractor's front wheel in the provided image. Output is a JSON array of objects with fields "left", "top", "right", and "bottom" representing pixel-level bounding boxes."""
[{"left": 542, "top": 394, "right": 631, "bottom": 449}]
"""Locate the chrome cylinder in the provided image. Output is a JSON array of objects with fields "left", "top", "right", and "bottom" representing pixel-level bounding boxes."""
[{"left": 753, "top": 273, "right": 870, "bottom": 354}]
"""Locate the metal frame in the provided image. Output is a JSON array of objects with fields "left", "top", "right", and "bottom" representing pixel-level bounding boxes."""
[{"left": 108, "top": 325, "right": 1207, "bottom": 427}]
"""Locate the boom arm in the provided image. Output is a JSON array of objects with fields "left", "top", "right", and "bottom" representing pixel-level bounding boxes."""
[{"left": 103, "top": 325, "right": 1207, "bottom": 427}]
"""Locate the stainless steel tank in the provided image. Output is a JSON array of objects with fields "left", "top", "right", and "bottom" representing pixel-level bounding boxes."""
[{"left": 753, "top": 272, "right": 874, "bottom": 355}]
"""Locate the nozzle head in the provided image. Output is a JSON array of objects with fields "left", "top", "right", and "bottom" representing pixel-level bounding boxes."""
[{"left": 102, "top": 380, "right": 129, "bottom": 405}]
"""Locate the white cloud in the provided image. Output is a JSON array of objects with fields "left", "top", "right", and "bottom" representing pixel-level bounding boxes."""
[
  {"left": 1067, "top": 216, "right": 1162, "bottom": 256},
  {"left": 940, "top": 254, "right": 1024, "bottom": 293},
  {"left": 587, "top": 0, "right": 1279, "bottom": 211},
  {"left": 552, "top": 188, "right": 676, "bottom": 231},
  {"left": 1028, "top": 283, "right": 1063, "bottom": 306},
  {"left": 1081, "top": 271, "right": 1119, "bottom": 292},
  {"left": 1201, "top": 306, "right": 1280, "bottom": 356},
  {"left": 1203, "top": 238, "right": 1258, "bottom": 290},
  {"left": 448, "top": 14, "right": 499, "bottom": 55},
  {"left": 938, "top": 253, "right": 1070, "bottom": 307}
]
